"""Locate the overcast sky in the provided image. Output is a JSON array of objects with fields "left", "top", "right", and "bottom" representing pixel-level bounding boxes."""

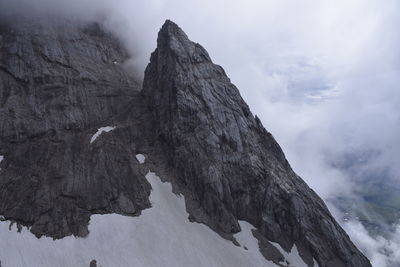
[{"left": 2, "top": 0, "right": 400, "bottom": 266}]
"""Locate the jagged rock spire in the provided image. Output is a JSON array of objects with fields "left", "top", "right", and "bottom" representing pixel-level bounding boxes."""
[{"left": 143, "top": 20, "right": 371, "bottom": 267}]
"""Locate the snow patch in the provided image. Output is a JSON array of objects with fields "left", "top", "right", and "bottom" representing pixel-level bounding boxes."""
[
  {"left": 269, "top": 240, "right": 319, "bottom": 267},
  {"left": 234, "top": 221, "right": 270, "bottom": 261},
  {"left": 135, "top": 154, "right": 146, "bottom": 164},
  {"left": 0, "top": 169, "right": 315, "bottom": 267},
  {"left": 90, "top": 126, "right": 116, "bottom": 143},
  {"left": 234, "top": 221, "right": 318, "bottom": 267},
  {"left": 0, "top": 155, "right": 4, "bottom": 170}
]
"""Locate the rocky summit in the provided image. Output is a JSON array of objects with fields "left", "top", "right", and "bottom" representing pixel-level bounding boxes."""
[{"left": 0, "top": 17, "right": 371, "bottom": 267}]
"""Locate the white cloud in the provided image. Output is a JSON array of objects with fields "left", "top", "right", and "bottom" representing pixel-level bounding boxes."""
[{"left": 342, "top": 221, "right": 400, "bottom": 267}]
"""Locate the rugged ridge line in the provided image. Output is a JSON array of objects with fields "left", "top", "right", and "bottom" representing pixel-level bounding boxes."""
[
  {"left": 0, "top": 17, "right": 371, "bottom": 267},
  {"left": 142, "top": 20, "right": 371, "bottom": 267}
]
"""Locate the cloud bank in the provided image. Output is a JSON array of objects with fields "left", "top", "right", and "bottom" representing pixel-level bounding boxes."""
[{"left": 1, "top": 0, "right": 399, "bottom": 266}]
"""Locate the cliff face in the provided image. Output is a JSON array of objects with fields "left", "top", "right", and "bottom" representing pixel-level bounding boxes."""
[
  {"left": 0, "top": 20, "right": 152, "bottom": 238},
  {"left": 0, "top": 18, "right": 370, "bottom": 267},
  {"left": 142, "top": 20, "right": 371, "bottom": 267}
]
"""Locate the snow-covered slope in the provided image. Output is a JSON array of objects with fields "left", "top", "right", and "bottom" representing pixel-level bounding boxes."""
[{"left": 0, "top": 155, "right": 314, "bottom": 267}]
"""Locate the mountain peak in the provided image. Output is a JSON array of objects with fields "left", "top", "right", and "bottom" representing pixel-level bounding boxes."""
[
  {"left": 157, "top": 20, "right": 188, "bottom": 47},
  {"left": 143, "top": 21, "right": 371, "bottom": 267},
  {"left": 159, "top": 19, "right": 186, "bottom": 39},
  {"left": 160, "top": 19, "right": 180, "bottom": 32},
  {"left": 156, "top": 20, "right": 211, "bottom": 64}
]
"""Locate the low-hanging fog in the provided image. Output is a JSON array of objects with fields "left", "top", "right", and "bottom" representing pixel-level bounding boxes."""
[{"left": 1, "top": 0, "right": 399, "bottom": 266}]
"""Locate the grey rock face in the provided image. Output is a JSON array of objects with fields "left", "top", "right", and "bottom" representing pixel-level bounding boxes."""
[
  {"left": 89, "top": 259, "right": 97, "bottom": 267},
  {"left": 0, "top": 17, "right": 371, "bottom": 267},
  {"left": 0, "top": 19, "right": 152, "bottom": 238},
  {"left": 142, "top": 20, "right": 371, "bottom": 267}
]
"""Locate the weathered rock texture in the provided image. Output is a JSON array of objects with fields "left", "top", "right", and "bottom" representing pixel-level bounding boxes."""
[
  {"left": 0, "top": 17, "right": 371, "bottom": 267},
  {"left": 0, "top": 19, "right": 152, "bottom": 238},
  {"left": 142, "top": 20, "right": 371, "bottom": 267}
]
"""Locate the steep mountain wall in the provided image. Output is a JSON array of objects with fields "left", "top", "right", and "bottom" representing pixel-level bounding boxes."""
[
  {"left": 142, "top": 20, "right": 371, "bottom": 267},
  {"left": 0, "top": 19, "right": 152, "bottom": 238},
  {"left": 0, "top": 18, "right": 371, "bottom": 267}
]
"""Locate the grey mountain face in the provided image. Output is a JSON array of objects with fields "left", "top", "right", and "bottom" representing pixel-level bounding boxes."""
[
  {"left": 0, "top": 17, "right": 370, "bottom": 267},
  {"left": 142, "top": 21, "right": 371, "bottom": 267},
  {"left": 0, "top": 20, "right": 152, "bottom": 238}
]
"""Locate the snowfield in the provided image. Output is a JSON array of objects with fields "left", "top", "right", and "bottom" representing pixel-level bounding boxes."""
[{"left": 0, "top": 155, "right": 315, "bottom": 267}]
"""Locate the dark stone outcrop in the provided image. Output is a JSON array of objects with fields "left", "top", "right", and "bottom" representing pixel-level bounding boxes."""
[
  {"left": 142, "top": 20, "right": 371, "bottom": 267},
  {"left": 0, "top": 19, "right": 152, "bottom": 238},
  {"left": 89, "top": 259, "right": 97, "bottom": 267},
  {"left": 0, "top": 17, "right": 371, "bottom": 267}
]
